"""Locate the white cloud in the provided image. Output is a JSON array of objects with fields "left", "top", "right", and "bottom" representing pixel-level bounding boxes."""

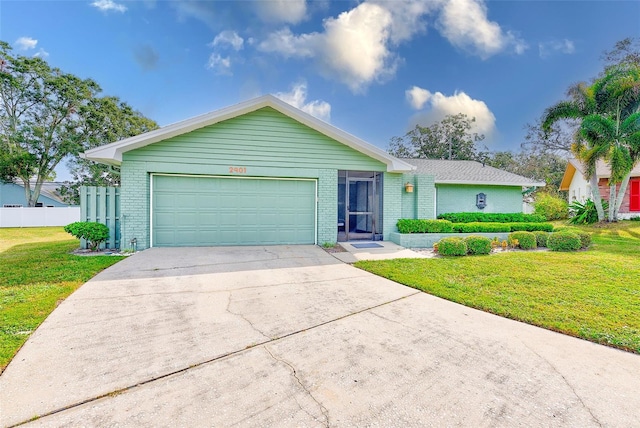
[
  {"left": 407, "top": 87, "right": 496, "bottom": 137},
  {"left": 206, "top": 54, "right": 232, "bottom": 75},
  {"left": 91, "top": 0, "right": 127, "bottom": 13},
  {"left": 539, "top": 39, "right": 575, "bottom": 59},
  {"left": 368, "top": 0, "right": 437, "bottom": 44},
  {"left": 436, "top": 0, "right": 527, "bottom": 59},
  {"left": 211, "top": 31, "right": 244, "bottom": 51},
  {"left": 275, "top": 82, "right": 331, "bottom": 122},
  {"left": 255, "top": 0, "right": 307, "bottom": 24},
  {"left": 406, "top": 86, "right": 432, "bottom": 110},
  {"left": 15, "top": 37, "right": 38, "bottom": 50},
  {"left": 33, "top": 48, "right": 50, "bottom": 59},
  {"left": 259, "top": 2, "right": 397, "bottom": 92},
  {"left": 172, "top": 1, "right": 216, "bottom": 27}
]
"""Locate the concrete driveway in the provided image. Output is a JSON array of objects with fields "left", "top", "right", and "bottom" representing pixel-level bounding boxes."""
[{"left": 1, "top": 246, "right": 639, "bottom": 427}]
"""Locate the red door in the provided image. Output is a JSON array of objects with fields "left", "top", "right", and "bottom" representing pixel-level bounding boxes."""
[{"left": 631, "top": 180, "right": 640, "bottom": 211}]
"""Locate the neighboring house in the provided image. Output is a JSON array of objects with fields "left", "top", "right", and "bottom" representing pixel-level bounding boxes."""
[
  {"left": 559, "top": 158, "right": 640, "bottom": 218},
  {"left": 83, "top": 95, "right": 544, "bottom": 250},
  {"left": 0, "top": 181, "right": 69, "bottom": 207}
]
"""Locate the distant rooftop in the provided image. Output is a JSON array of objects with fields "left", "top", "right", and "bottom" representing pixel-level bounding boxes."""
[{"left": 401, "top": 159, "right": 546, "bottom": 187}]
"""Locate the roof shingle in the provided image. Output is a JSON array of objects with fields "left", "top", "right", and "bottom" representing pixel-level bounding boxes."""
[{"left": 401, "top": 159, "right": 545, "bottom": 187}]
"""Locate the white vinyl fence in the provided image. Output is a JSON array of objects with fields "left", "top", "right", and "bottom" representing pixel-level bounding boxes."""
[{"left": 0, "top": 207, "right": 81, "bottom": 228}]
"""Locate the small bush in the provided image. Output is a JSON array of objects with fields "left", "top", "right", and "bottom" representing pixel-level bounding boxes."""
[
  {"left": 437, "top": 237, "right": 467, "bottom": 256},
  {"left": 464, "top": 235, "right": 492, "bottom": 255},
  {"left": 452, "top": 222, "right": 511, "bottom": 233},
  {"left": 397, "top": 219, "right": 453, "bottom": 233},
  {"left": 534, "top": 193, "right": 569, "bottom": 221},
  {"left": 631, "top": 216, "right": 640, "bottom": 222},
  {"left": 552, "top": 227, "right": 590, "bottom": 249},
  {"left": 532, "top": 231, "right": 550, "bottom": 247},
  {"left": 547, "top": 232, "right": 581, "bottom": 251},
  {"left": 438, "top": 212, "right": 546, "bottom": 223},
  {"left": 64, "top": 221, "right": 110, "bottom": 251},
  {"left": 508, "top": 231, "right": 537, "bottom": 250}
]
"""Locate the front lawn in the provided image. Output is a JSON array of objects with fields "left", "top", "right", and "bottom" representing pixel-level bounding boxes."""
[
  {"left": 356, "top": 221, "right": 640, "bottom": 353},
  {"left": 0, "top": 227, "right": 124, "bottom": 371}
]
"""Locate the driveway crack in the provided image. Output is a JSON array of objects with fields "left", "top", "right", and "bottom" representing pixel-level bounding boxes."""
[
  {"left": 520, "top": 342, "right": 603, "bottom": 427},
  {"left": 225, "top": 292, "right": 271, "bottom": 340},
  {"left": 263, "top": 345, "right": 330, "bottom": 428}
]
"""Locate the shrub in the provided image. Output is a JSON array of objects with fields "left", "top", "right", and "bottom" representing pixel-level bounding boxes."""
[
  {"left": 508, "top": 231, "right": 537, "bottom": 250},
  {"left": 532, "top": 231, "right": 550, "bottom": 247},
  {"left": 547, "top": 232, "right": 581, "bottom": 251},
  {"left": 452, "top": 222, "right": 511, "bottom": 233},
  {"left": 631, "top": 216, "right": 640, "bottom": 222},
  {"left": 534, "top": 193, "right": 569, "bottom": 221},
  {"left": 508, "top": 222, "right": 554, "bottom": 232},
  {"left": 438, "top": 212, "right": 546, "bottom": 223},
  {"left": 64, "top": 221, "right": 110, "bottom": 251},
  {"left": 436, "top": 237, "right": 467, "bottom": 256},
  {"left": 397, "top": 219, "right": 453, "bottom": 233},
  {"left": 464, "top": 235, "right": 492, "bottom": 255},
  {"left": 569, "top": 199, "right": 608, "bottom": 224}
]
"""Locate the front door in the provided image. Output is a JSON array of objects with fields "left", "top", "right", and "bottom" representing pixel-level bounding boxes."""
[{"left": 338, "top": 171, "right": 382, "bottom": 241}]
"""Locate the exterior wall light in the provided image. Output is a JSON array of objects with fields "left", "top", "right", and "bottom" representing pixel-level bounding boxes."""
[
  {"left": 405, "top": 182, "right": 414, "bottom": 193},
  {"left": 476, "top": 193, "right": 486, "bottom": 209}
]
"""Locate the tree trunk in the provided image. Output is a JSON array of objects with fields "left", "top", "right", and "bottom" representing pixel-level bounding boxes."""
[
  {"left": 609, "top": 183, "right": 617, "bottom": 222},
  {"left": 20, "top": 178, "right": 35, "bottom": 207},
  {"left": 590, "top": 172, "right": 605, "bottom": 222},
  {"left": 614, "top": 172, "right": 632, "bottom": 220}
]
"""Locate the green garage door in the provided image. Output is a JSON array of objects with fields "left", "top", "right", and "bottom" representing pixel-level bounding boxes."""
[{"left": 152, "top": 175, "right": 316, "bottom": 246}]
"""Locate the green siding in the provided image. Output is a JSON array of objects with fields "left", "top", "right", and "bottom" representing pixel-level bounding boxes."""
[
  {"left": 125, "top": 108, "right": 386, "bottom": 172},
  {"left": 400, "top": 174, "right": 436, "bottom": 220},
  {"left": 152, "top": 175, "right": 315, "bottom": 246},
  {"left": 382, "top": 173, "right": 403, "bottom": 240},
  {"left": 120, "top": 108, "right": 385, "bottom": 249},
  {"left": 436, "top": 184, "right": 523, "bottom": 215}
]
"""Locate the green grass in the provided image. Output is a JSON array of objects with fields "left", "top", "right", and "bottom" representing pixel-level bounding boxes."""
[
  {"left": 356, "top": 221, "right": 640, "bottom": 354},
  {"left": 0, "top": 228, "right": 124, "bottom": 371}
]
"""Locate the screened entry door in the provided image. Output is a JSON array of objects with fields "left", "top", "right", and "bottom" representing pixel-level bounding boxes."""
[{"left": 338, "top": 171, "right": 382, "bottom": 241}]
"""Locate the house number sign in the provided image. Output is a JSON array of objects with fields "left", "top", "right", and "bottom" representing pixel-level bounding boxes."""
[{"left": 229, "top": 166, "right": 247, "bottom": 174}]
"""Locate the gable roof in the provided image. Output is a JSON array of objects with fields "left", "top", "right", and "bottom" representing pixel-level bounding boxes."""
[
  {"left": 1, "top": 181, "right": 68, "bottom": 205},
  {"left": 560, "top": 158, "right": 640, "bottom": 190},
  {"left": 402, "top": 159, "right": 546, "bottom": 187},
  {"left": 83, "top": 95, "right": 415, "bottom": 173}
]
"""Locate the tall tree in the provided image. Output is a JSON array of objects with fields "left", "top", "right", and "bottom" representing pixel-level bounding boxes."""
[
  {"left": 486, "top": 150, "right": 567, "bottom": 195},
  {"left": 0, "top": 41, "right": 157, "bottom": 206},
  {"left": 388, "top": 113, "right": 486, "bottom": 160},
  {"left": 0, "top": 41, "right": 100, "bottom": 206},
  {"left": 60, "top": 96, "right": 158, "bottom": 204}
]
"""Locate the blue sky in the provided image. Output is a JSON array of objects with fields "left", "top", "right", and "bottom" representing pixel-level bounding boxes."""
[{"left": 1, "top": 1, "right": 639, "bottom": 180}]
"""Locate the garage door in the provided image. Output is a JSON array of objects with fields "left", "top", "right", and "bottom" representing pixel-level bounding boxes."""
[{"left": 152, "top": 175, "right": 316, "bottom": 246}]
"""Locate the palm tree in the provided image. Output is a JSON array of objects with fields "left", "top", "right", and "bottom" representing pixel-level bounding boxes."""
[
  {"left": 543, "top": 65, "right": 640, "bottom": 222},
  {"left": 543, "top": 82, "right": 607, "bottom": 221}
]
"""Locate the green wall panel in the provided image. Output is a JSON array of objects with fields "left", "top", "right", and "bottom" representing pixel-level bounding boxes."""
[{"left": 436, "top": 184, "right": 523, "bottom": 215}]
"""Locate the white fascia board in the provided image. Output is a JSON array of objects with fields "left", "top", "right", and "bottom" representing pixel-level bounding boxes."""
[
  {"left": 83, "top": 94, "right": 415, "bottom": 172},
  {"left": 435, "top": 179, "right": 546, "bottom": 187}
]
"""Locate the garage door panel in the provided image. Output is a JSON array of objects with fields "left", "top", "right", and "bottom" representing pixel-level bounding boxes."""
[{"left": 153, "top": 175, "right": 316, "bottom": 246}]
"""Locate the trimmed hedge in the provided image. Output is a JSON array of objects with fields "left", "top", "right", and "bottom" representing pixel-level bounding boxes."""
[
  {"left": 452, "top": 222, "right": 511, "bottom": 233},
  {"left": 437, "top": 212, "right": 546, "bottom": 223},
  {"left": 532, "top": 231, "right": 550, "bottom": 248},
  {"left": 437, "top": 237, "right": 467, "bottom": 256},
  {"left": 397, "top": 219, "right": 453, "bottom": 234},
  {"left": 397, "top": 220, "right": 554, "bottom": 234},
  {"left": 464, "top": 235, "right": 492, "bottom": 255},
  {"left": 548, "top": 232, "right": 581, "bottom": 251},
  {"left": 508, "top": 231, "right": 537, "bottom": 250},
  {"left": 508, "top": 222, "right": 554, "bottom": 232}
]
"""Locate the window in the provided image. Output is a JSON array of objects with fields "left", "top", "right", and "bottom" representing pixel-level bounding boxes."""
[{"left": 630, "top": 179, "right": 640, "bottom": 212}]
